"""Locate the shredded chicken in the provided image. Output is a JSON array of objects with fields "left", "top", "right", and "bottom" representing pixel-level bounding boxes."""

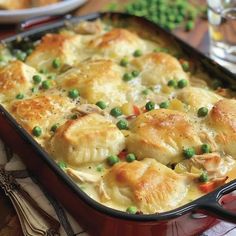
[
  {"left": 66, "top": 168, "right": 100, "bottom": 183},
  {"left": 97, "top": 181, "right": 111, "bottom": 202},
  {"left": 199, "top": 131, "right": 218, "bottom": 152},
  {"left": 72, "top": 104, "right": 104, "bottom": 116},
  {"left": 175, "top": 152, "right": 235, "bottom": 180}
]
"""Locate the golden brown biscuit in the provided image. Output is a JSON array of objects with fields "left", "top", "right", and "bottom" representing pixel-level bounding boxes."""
[
  {"left": 100, "top": 158, "right": 187, "bottom": 213},
  {"left": 88, "top": 28, "right": 146, "bottom": 58},
  {"left": 177, "top": 86, "right": 221, "bottom": 111},
  {"left": 132, "top": 52, "right": 188, "bottom": 86},
  {"left": 57, "top": 59, "right": 128, "bottom": 106},
  {"left": 26, "top": 33, "right": 82, "bottom": 72},
  {"left": 126, "top": 109, "right": 202, "bottom": 165},
  {"left": 9, "top": 91, "right": 75, "bottom": 135},
  {"left": 208, "top": 99, "right": 236, "bottom": 157},
  {"left": 49, "top": 113, "right": 125, "bottom": 166},
  {"left": 0, "top": 60, "right": 36, "bottom": 102}
]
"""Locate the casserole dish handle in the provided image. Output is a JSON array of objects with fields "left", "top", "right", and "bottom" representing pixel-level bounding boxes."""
[{"left": 196, "top": 180, "right": 236, "bottom": 223}]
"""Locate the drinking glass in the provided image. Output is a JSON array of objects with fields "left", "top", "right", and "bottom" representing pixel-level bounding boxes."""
[{"left": 207, "top": 0, "right": 236, "bottom": 73}]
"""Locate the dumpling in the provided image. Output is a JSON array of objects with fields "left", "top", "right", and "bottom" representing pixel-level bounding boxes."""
[
  {"left": 88, "top": 28, "right": 146, "bottom": 58},
  {"left": 132, "top": 52, "right": 188, "bottom": 86},
  {"left": 126, "top": 109, "right": 202, "bottom": 165},
  {"left": 49, "top": 113, "right": 125, "bottom": 166},
  {"left": 26, "top": 33, "right": 82, "bottom": 72},
  {"left": 177, "top": 86, "right": 221, "bottom": 111},
  {"left": 100, "top": 158, "right": 188, "bottom": 213},
  {"left": 208, "top": 99, "right": 236, "bottom": 157},
  {"left": 8, "top": 91, "right": 75, "bottom": 135},
  {"left": 57, "top": 59, "right": 128, "bottom": 106},
  {"left": 0, "top": 60, "right": 37, "bottom": 102}
]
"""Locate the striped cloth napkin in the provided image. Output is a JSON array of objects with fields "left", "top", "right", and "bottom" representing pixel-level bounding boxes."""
[{"left": 0, "top": 139, "right": 88, "bottom": 236}]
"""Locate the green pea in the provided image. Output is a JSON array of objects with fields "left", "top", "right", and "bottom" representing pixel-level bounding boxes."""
[
  {"left": 185, "top": 21, "right": 195, "bottom": 31},
  {"left": 177, "top": 79, "right": 188, "bottom": 88},
  {"left": 165, "top": 22, "right": 176, "bottom": 31},
  {"left": 68, "top": 89, "right": 79, "bottom": 99},
  {"left": 145, "top": 101, "right": 155, "bottom": 111},
  {"left": 33, "top": 75, "right": 42, "bottom": 84},
  {"left": 175, "top": 15, "right": 184, "bottom": 23},
  {"left": 159, "top": 101, "right": 169, "bottom": 109},
  {"left": 31, "top": 87, "right": 38, "bottom": 93},
  {"left": 52, "top": 58, "right": 61, "bottom": 69},
  {"left": 58, "top": 161, "right": 67, "bottom": 170},
  {"left": 107, "top": 155, "right": 119, "bottom": 166},
  {"left": 126, "top": 153, "right": 136, "bottom": 162},
  {"left": 133, "top": 49, "right": 142, "bottom": 57},
  {"left": 131, "top": 70, "right": 139, "bottom": 77},
  {"left": 47, "top": 74, "right": 56, "bottom": 80},
  {"left": 183, "top": 147, "right": 195, "bottom": 159},
  {"left": 42, "top": 80, "right": 51, "bottom": 89},
  {"left": 159, "top": 17, "right": 167, "bottom": 27},
  {"left": 201, "top": 144, "right": 211, "bottom": 153},
  {"left": 199, "top": 172, "right": 209, "bottom": 183},
  {"left": 26, "top": 48, "right": 33, "bottom": 55},
  {"left": 16, "top": 51, "right": 27, "bottom": 61},
  {"left": 159, "top": 4, "right": 167, "bottom": 12},
  {"left": 32, "top": 126, "right": 42, "bottom": 137},
  {"left": 123, "top": 73, "right": 133, "bottom": 82},
  {"left": 39, "top": 68, "right": 48, "bottom": 74},
  {"left": 96, "top": 164, "right": 104, "bottom": 172},
  {"left": 116, "top": 120, "right": 128, "bottom": 130},
  {"left": 197, "top": 107, "right": 208, "bottom": 117},
  {"left": 110, "top": 107, "right": 122, "bottom": 117},
  {"left": 182, "top": 61, "right": 190, "bottom": 72},
  {"left": 188, "top": 9, "right": 197, "bottom": 20},
  {"left": 16, "top": 93, "right": 24, "bottom": 99},
  {"left": 167, "top": 14, "right": 176, "bottom": 22},
  {"left": 70, "top": 114, "right": 78, "bottom": 120},
  {"left": 126, "top": 206, "right": 137, "bottom": 214},
  {"left": 177, "top": 2, "right": 187, "bottom": 10},
  {"left": 120, "top": 57, "right": 129, "bottom": 67},
  {"left": 96, "top": 101, "right": 107, "bottom": 110},
  {"left": 179, "top": 7, "right": 186, "bottom": 17},
  {"left": 50, "top": 123, "right": 59, "bottom": 132},
  {"left": 167, "top": 79, "right": 177, "bottom": 88}
]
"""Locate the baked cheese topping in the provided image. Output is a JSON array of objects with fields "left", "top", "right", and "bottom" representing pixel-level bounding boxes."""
[{"left": 1, "top": 18, "right": 236, "bottom": 215}]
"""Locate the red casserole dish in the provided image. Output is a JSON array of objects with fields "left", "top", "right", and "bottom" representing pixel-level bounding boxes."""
[{"left": 0, "top": 12, "right": 236, "bottom": 236}]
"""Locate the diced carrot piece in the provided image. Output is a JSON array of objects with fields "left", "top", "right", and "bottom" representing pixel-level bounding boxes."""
[
  {"left": 198, "top": 182, "right": 216, "bottom": 193},
  {"left": 198, "top": 177, "right": 228, "bottom": 193},
  {"left": 118, "top": 150, "right": 128, "bottom": 160},
  {"left": 133, "top": 105, "right": 141, "bottom": 116}
]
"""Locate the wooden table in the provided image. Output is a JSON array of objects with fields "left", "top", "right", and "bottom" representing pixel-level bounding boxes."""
[{"left": 0, "top": 0, "right": 231, "bottom": 235}]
